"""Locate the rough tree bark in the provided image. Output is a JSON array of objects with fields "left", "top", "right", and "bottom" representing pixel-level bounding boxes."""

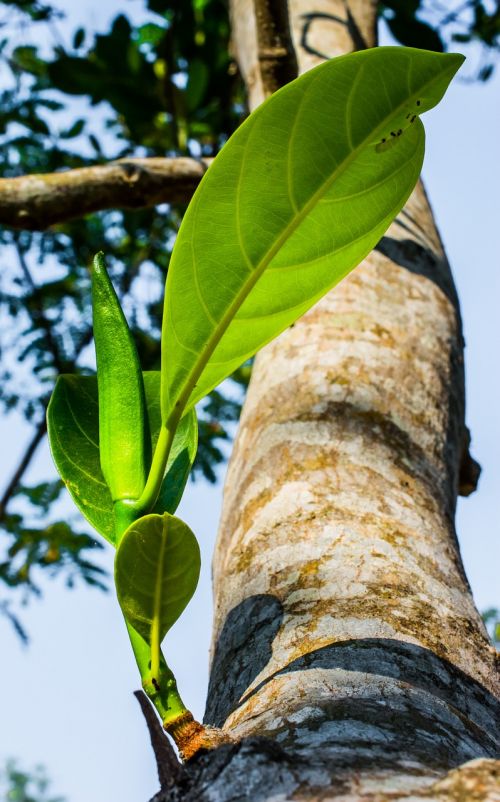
[{"left": 151, "top": 1, "right": 499, "bottom": 800}]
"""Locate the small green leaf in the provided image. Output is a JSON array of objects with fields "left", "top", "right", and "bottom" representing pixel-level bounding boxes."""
[
  {"left": 47, "top": 373, "right": 197, "bottom": 544},
  {"left": 115, "top": 512, "right": 200, "bottom": 676},
  {"left": 92, "top": 252, "right": 148, "bottom": 503},
  {"left": 160, "top": 47, "right": 463, "bottom": 427}
]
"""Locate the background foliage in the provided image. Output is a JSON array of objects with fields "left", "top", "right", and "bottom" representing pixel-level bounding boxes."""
[
  {"left": 0, "top": 0, "right": 498, "bottom": 635},
  {"left": 0, "top": 759, "right": 66, "bottom": 802}
]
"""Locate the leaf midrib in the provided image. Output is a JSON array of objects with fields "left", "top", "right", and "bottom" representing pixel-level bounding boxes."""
[
  {"left": 166, "top": 60, "right": 456, "bottom": 425},
  {"left": 150, "top": 516, "right": 169, "bottom": 669}
]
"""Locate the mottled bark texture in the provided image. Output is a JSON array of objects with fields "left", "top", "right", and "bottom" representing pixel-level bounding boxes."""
[
  {"left": 151, "top": 2, "right": 500, "bottom": 801},
  {"left": 0, "top": 157, "right": 211, "bottom": 230}
]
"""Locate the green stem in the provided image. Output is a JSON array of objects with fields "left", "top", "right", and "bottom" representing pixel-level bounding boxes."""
[
  {"left": 131, "top": 419, "right": 178, "bottom": 516},
  {"left": 113, "top": 500, "right": 138, "bottom": 542},
  {"left": 126, "top": 622, "right": 187, "bottom": 727}
]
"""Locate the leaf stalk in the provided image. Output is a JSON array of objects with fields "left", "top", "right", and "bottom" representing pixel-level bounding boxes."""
[
  {"left": 126, "top": 622, "right": 186, "bottom": 727},
  {"left": 132, "top": 420, "right": 178, "bottom": 516}
]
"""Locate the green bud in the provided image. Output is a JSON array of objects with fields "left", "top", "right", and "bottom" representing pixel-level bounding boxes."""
[{"left": 91, "top": 252, "right": 148, "bottom": 506}]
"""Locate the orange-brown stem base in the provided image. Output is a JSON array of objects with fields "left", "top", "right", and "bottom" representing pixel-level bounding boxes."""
[{"left": 164, "top": 710, "right": 233, "bottom": 761}]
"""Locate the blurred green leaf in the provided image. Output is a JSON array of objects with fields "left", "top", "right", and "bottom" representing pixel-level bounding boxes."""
[
  {"left": 186, "top": 58, "right": 209, "bottom": 111},
  {"left": 11, "top": 45, "right": 48, "bottom": 76},
  {"left": 0, "top": 759, "right": 66, "bottom": 802},
  {"left": 386, "top": 16, "right": 444, "bottom": 52},
  {"left": 73, "top": 27, "right": 86, "bottom": 50},
  {"left": 482, "top": 607, "right": 500, "bottom": 646},
  {"left": 137, "top": 22, "right": 166, "bottom": 47},
  {"left": 60, "top": 119, "right": 85, "bottom": 139}
]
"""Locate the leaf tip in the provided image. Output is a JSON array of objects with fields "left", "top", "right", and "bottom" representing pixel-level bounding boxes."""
[
  {"left": 445, "top": 51, "right": 466, "bottom": 75},
  {"left": 92, "top": 250, "right": 107, "bottom": 276}
]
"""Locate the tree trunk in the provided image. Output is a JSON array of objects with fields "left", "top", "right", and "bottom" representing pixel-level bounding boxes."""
[{"left": 155, "top": 2, "right": 499, "bottom": 799}]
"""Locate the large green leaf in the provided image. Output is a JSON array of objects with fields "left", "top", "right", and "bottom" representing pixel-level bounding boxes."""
[
  {"left": 161, "top": 46, "right": 463, "bottom": 424},
  {"left": 47, "top": 373, "right": 197, "bottom": 544},
  {"left": 114, "top": 512, "right": 200, "bottom": 671}
]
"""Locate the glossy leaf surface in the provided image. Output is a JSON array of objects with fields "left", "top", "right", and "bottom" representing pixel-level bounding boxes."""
[
  {"left": 47, "top": 373, "right": 197, "bottom": 544},
  {"left": 92, "top": 252, "right": 148, "bottom": 502},
  {"left": 114, "top": 512, "right": 200, "bottom": 648},
  {"left": 161, "top": 46, "right": 463, "bottom": 424}
]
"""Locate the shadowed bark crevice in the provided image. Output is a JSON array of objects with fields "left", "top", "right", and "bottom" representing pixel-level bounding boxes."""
[
  {"left": 375, "top": 235, "right": 480, "bottom": 503},
  {"left": 259, "top": 693, "right": 499, "bottom": 766},
  {"left": 151, "top": 737, "right": 500, "bottom": 802},
  {"left": 375, "top": 236, "right": 461, "bottom": 314},
  {"left": 151, "top": 737, "right": 328, "bottom": 802},
  {"left": 216, "top": 636, "right": 500, "bottom": 737},
  {"left": 205, "top": 594, "right": 284, "bottom": 727}
]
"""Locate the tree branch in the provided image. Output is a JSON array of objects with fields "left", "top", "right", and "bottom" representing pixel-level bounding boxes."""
[
  {"left": 0, "top": 157, "right": 212, "bottom": 231},
  {"left": 253, "top": 0, "right": 298, "bottom": 95}
]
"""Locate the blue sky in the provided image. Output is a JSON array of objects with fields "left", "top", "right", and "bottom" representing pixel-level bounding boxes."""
[{"left": 0, "top": 3, "right": 499, "bottom": 801}]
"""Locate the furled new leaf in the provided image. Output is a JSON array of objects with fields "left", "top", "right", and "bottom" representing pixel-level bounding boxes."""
[
  {"left": 47, "top": 373, "right": 197, "bottom": 544},
  {"left": 115, "top": 512, "right": 200, "bottom": 675},
  {"left": 161, "top": 47, "right": 464, "bottom": 426},
  {"left": 92, "top": 252, "right": 147, "bottom": 502}
]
